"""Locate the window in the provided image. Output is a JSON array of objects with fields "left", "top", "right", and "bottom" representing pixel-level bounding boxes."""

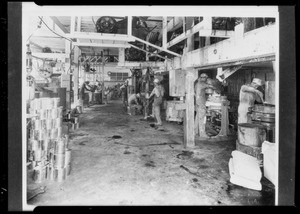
[{"left": 110, "top": 72, "right": 129, "bottom": 81}]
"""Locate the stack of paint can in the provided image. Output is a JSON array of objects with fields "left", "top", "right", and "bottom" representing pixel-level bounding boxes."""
[{"left": 28, "top": 97, "right": 72, "bottom": 183}]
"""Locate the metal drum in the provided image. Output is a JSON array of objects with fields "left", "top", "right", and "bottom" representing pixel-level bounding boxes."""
[
  {"left": 64, "top": 149, "right": 71, "bottom": 167},
  {"left": 250, "top": 104, "right": 275, "bottom": 123},
  {"left": 53, "top": 153, "right": 65, "bottom": 169},
  {"left": 54, "top": 168, "right": 66, "bottom": 182},
  {"left": 238, "top": 123, "right": 266, "bottom": 147}
]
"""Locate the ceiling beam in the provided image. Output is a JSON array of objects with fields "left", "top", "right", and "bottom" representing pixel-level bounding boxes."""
[
  {"left": 131, "top": 36, "right": 181, "bottom": 57},
  {"left": 73, "top": 42, "right": 131, "bottom": 48},
  {"left": 50, "top": 16, "right": 69, "bottom": 34},
  {"left": 129, "top": 44, "right": 168, "bottom": 61},
  {"left": 66, "top": 32, "right": 135, "bottom": 42}
]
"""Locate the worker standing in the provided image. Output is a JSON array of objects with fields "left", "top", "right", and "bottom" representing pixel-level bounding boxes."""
[
  {"left": 127, "top": 93, "right": 141, "bottom": 115},
  {"left": 120, "top": 80, "right": 129, "bottom": 108},
  {"left": 238, "top": 78, "right": 264, "bottom": 124},
  {"left": 194, "top": 73, "right": 215, "bottom": 138},
  {"left": 148, "top": 78, "right": 165, "bottom": 126}
]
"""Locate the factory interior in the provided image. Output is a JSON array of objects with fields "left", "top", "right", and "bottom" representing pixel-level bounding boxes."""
[{"left": 22, "top": 5, "right": 279, "bottom": 208}]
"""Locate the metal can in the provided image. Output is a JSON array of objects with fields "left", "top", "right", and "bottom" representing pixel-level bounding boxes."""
[
  {"left": 46, "top": 119, "right": 53, "bottom": 129},
  {"left": 51, "top": 108, "right": 58, "bottom": 119},
  {"left": 57, "top": 107, "right": 63, "bottom": 118},
  {"left": 57, "top": 127, "right": 62, "bottom": 138},
  {"left": 33, "top": 168, "right": 43, "bottom": 183},
  {"left": 53, "top": 98, "right": 60, "bottom": 108},
  {"left": 31, "top": 140, "right": 41, "bottom": 151},
  {"left": 66, "top": 164, "right": 71, "bottom": 176},
  {"left": 54, "top": 153, "right": 65, "bottom": 169},
  {"left": 54, "top": 168, "right": 66, "bottom": 182},
  {"left": 64, "top": 149, "right": 71, "bottom": 167},
  {"left": 51, "top": 128, "right": 58, "bottom": 139},
  {"left": 33, "top": 149, "right": 42, "bottom": 161},
  {"left": 54, "top": 140, "right": 65, "bottom": 154}
]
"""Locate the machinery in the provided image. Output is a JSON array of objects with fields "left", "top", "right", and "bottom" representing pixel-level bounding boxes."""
[
  {"left": 205, "top": 94, "right": 231, "bottom": 139},
  {"left": 248, "top": 103, "right": 275, "bottom": 143}
]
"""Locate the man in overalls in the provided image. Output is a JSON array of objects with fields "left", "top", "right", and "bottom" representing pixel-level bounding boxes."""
[
  {"left": 148, "top": 78, "right": 165, "bottom": 126},
  {"left": 194, "top": 73, "right": 215, "bottom": 138},
  {"left": 238, "top": 78, "right": 264, "bottom": 124}
]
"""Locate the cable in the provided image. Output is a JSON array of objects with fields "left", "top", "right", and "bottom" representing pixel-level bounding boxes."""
[{"left": 38, "top": 16, "right": 72, "bottom": 42}]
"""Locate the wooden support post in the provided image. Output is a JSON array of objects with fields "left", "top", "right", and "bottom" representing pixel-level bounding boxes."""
[
  {"left": 203, "top": 16, "right": 212, "bottom": 47},
  {"left": 118, "top": 48, "right": 125, "bottom": 64},
  {"left": 234, "top": 23, "right": 244, "bottom": 45},
  {"left": 127, "top": 16, "right": 132, "bottom": 36},
  {"left": 73, "top": 46, "right": 81, "bottom": 106},
  {"left": 162, "top": 16, "right": 168, "bottom": 49},
  {"left": 77, "top": 16, "right": 81, "bottom": 33},
  {"left": 101, "top": 52, "right": 105, "bottom": 104},
  {"left": 70, "top": 16, "right": 75, "bottom": 34},
  {"left": 184, "top": 69, "right": 196, "bottom": 148}
]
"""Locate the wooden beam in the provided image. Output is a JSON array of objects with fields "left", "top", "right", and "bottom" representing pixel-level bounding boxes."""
[
  {"left": 129, "top": 44, "right": 168, "bottom": 60},
  {"left": 70, "top": 16, "right": 75, "bottom": 34},
  {"left": 117, "top": 61, "right": 165, "bottom": 69},
  {"left": 131, "top": 36, "right": 181, "bottom": 57},
  {"left": 73, "top": 46, "right": 81, "bottom": 106},
  {"left": 73, "top": 42, "right": 131, "bottom": 48},
  {"left": 184, "top": 69, "right": 197, "bottom": 148},
  {"left": 76, "top": 16, "right": 81, "bottom": 33},
  {"left": 216, "top": 65, "right": 242, "bottom": 81},
  {"left": 167, "top": 23, "right": 276, "bottom": 70},
  {"left": 162, "top": 16, "right": 168, "bottom": 48},
  {"left": 31, "top": 53, "right": 68, "bottom": 60},
  {"left": 50, "top": 16, "right": 68, "bottom": 33},
  {"left": 66, "top": 32, "right": 135, "bottom": 42},
  {"left": 127, "top": 16, "right": 132, "bottom": 36}
]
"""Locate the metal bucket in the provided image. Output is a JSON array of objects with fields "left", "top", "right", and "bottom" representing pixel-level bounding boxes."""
[
  {"left": 54, "top": 168, "right": 66, "bottom": 182},
  {"left": 46, "top": 119, "right": 53, "bottom": 129},
  {"left": 46, "top": 165, "right": 55, "bottom": 180},
  {"left": 53, "top": 98, "right": 60, "bottom": 107},
  {"left": 64, "top": 149, "right": 71, "bottom": 167},
  {"left": 54, "top": 140, "right": 65, "bottom": 154},
  {"left": 238, "top": 123, "right": 266, "bottom": 147},
  {"left": 31, "top": 140, "right": 41, "bottom": 151},
  {"left": 33, "top": 149, "right": 42, "bottom": 161},
  {"left": 66, "top": 164, "right": 71, "bottom": 176},
  {"left": 53, "top": 153, "right": 65, "bottom": 168}
]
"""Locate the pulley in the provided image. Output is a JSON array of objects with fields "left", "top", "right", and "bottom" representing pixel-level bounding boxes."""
[{"left": 96, "top": 16, "right": 118, "bottom": 33}]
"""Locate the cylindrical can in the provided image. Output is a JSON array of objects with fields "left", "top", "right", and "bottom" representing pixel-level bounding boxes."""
[
  {"left": 57, "top": 107, "right": 63, "bottom": 118},
  {"left": 48, "top": 151, "right": 54, "bottom": 164},
  {"left": 31, "top": 140, "right": 41, "bottom": 150},
  {"left": 51, "top": 108, "right": 58, "bottom": 119},
  {"left": 46, "top": 119, "right": 53, "bottom": 129},
  {"left": 54, "top": 140, "right": 65, "bottom": 154},
  {"left": 53, "top": 98, "right": 60, "bottom": 108},
  {"left": 74, "top": 117, "right": 79, "bottom": 123},
  {"left": 33, "top": 168, "right": 43, "bottom": 183},
  {"left": 57, "top": 127, "right": 62, "bottom": 138},
  {"left": 31, "top": 161, "right": 36, "bottom": 169},
  {"left": 66, "top": 164, "right": 71, "bottom": 176},
  {"left": 33, "top": 149, "right": 42, "bottom": 161},
  {"left": 34, "top": 98, "right": 42, "bottom": 110},
  {"left": 56, "top": 118, "right": 62, "bottom": 127},
  {"left": 40, "top": 119, "right": 47, "bottom": 130},
  {"left": 47, "top": 166, "right": 55, "bottom": 180},
  {"left": 32, "top": 119, "right": 41, "bottom": 130},
  {"left": 54, "top": 168, "right": 66, "bottom": 182},
  {"left": 238, "top": 123, "right": 266, "bottom": 147},
  {"left": 64, "top": 149, "right": 71, "bottom": 167},
  {"left": 41, "top": 138, "right": 50, "bottom": 151},
  {"left": 54, "top": 153, "right": 65, "bottom": 168},
  {"left": 51, "top": 128, "right": 58, "bottom": 139}
]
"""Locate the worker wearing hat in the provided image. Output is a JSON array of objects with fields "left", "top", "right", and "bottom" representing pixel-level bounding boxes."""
[
  {"left": 194, "top": 73, "right": 216, "bottom": 138},
  {"left": 148, "top": 78, "right": 165, "bottom": 126},
  {"left": 238, "top": 78, "right": 264, "bottom": 124}
]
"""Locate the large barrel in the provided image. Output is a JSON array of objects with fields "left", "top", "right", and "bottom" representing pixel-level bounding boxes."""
[{"left": 238, "top": 123, "right": 266, "bottom": 147}]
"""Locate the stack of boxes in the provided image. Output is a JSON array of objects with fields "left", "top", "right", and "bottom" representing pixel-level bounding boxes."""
[{"left": 28, "top": 97, "right": 72, "bottom": 183}]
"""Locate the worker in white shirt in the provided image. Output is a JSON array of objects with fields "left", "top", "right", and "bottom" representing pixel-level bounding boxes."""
[{"left": 148, "top": 79, "right": 165, "bottom": 126}]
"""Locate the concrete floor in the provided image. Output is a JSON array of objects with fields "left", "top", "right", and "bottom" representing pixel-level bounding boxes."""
[{"left": 27, "top": 99, "right": 275, "bottom": 206}]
